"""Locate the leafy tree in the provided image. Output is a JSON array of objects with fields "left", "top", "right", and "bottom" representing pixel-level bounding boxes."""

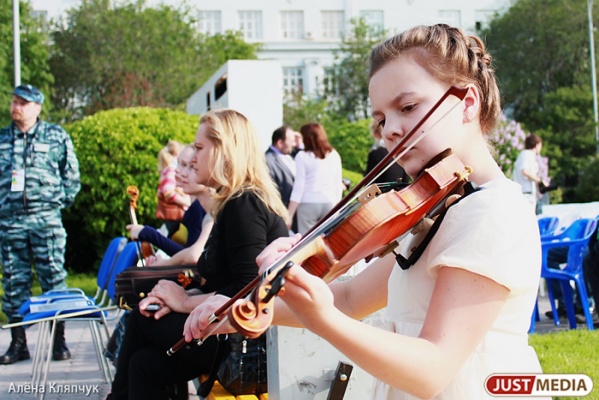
[
  {"left": 575, "top": 154, "right": 599, "bottom": 202},
  {"left": 484, "top": 0, "right": 599, "bottom": 202},
  {"left": 326, "top": 18, "right": 386, "bottom": 121},
  {"left": 198, "top": 30, "right": 262, "bottom": 80},
  {"left": 483, "top": 0, "right": 592, "bottom": 128},
  {"left": 283, "top": 93, "right": 331, "bottom": 130},
  {"left": 49, "top": 0, "right": 259, "bottom": 121},
  {"left": 532, "top": 85, "right": 596, "bottom": 201},
  {"left": 62, "top": 107, "right": 198, "bottom": 272},
  {"left": 0, "top": 0, "right": 53, "bottom": 127}
]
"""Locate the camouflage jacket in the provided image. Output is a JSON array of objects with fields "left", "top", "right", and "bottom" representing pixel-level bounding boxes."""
[{"left": 0, "top": 120, "right": 81, "bottom": 217}]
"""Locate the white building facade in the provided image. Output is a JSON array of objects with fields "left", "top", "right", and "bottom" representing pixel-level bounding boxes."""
[{"left": 192, "top": 0, "right": 514, "bottom": 98}]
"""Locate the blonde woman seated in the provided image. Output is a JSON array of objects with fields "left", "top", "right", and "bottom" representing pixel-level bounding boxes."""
[{"left": 106, "top": 109, "right": 289, "bottom": 400}]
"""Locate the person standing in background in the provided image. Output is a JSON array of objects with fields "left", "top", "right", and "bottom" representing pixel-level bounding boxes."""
[
  {"left": 288, "top": 122, "right": 343, "bottom": 235},
  {"left": 265, "top": 125, "right": 298, "bottom": 207},
  {"left": 512, "top": 134, "right": 548, "bottom": 213},
  {"left": 0, "top": 84, "right": 81, "bottom": 364},
  {"left": 365, "top": 119, "right": 410, "bottom": 185}
]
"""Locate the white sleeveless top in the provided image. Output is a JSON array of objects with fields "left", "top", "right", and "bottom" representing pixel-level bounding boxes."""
[{"left": 372, "top": 178, "right": 547, "bottom": 400}]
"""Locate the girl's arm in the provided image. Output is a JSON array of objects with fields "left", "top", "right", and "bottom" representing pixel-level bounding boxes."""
[{"left": 279, "top": 264, "right": 508, "bottom": 399}]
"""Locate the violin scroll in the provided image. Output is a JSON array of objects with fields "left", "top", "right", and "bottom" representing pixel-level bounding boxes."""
[
  {"left": 228, "top": 294, "right": 272, "bottom": 339},
  {"left": 228, "top": 261, "right": 294, "bottom": 338},
  {"left": 125, "top": 185, "right": 155, "bottom": 261}
]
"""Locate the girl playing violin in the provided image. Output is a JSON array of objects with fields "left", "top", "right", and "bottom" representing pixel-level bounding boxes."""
[
  {"left": 185, "top": 24, "right": 545, "bottom": 399},
  {"left": 106, "top": 110, "right": 289, "bottom": 399}
]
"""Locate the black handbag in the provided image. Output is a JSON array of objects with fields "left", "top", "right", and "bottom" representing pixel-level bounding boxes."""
[
  {"left": 114, "top": 265, "right": 201, "bottom": 310},
  {"left": 198, "top": 332, "right": 268, "bottom": 397}
]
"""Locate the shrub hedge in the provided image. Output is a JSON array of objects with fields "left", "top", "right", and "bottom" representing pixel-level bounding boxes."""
[
  {"left": 63, "top": 107, "right": 198, "bottom": 272},
  {"left": 325, "top": 118, "right": 372, "bottom": 174}
]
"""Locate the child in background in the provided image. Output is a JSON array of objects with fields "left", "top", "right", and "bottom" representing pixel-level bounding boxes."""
[{"left": 157, "top": 140, "right": 190, "bottom": 239}]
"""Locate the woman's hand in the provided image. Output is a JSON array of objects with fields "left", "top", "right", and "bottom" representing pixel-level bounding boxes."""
[
  {"left": 145, "top": 254, "right": 168, "bottom": 266},
  {"left": 139, "top": 280, "right": 189, "bottom": 318},
  {"left": 126, "top": 224, "right": 144, "bottom": 240},
  {"left": 255, "top": 233, "right": 302, "bottom": 274},
  {"left": 183, "top": 294, "right": 236, "bottom": 342},
  {"left": 139, "top": 295, "right": 171, "bottom": 319}
]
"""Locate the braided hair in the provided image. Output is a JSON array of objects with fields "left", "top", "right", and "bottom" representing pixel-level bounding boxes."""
[{"left": 369, "top": 24, "right": 501, "bottom": 134}]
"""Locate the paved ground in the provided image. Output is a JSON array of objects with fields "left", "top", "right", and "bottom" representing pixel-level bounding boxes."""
[{"left": 0, "top": 294, "right": 583, "bottom": 400}]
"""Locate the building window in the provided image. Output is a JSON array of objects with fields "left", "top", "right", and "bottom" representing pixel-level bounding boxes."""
[
  {"left": 359, "top": 10, "right": 384, "bottom": 32},
  {"left": 198, "top": 11, "right": 222, "bottom": 35},
  {"left": 322, "top": 67, "right": 339, "bottom": 96},
  {"left": 239, "top": 11, "right": 263, "bottom": 40},
  {"left": 283, "top": 67, "right": 304, "bottom": 96},
  {"left": 438, "top": 10, "right": 461, "bottom": 28},
  {"left": 321, "top": 11, "right": 345, "bottom": 39},
  {"left": 281, "top": 11, "right": 305, "bottom": 39}
]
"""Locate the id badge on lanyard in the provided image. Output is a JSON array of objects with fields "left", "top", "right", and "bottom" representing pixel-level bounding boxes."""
[{"left": 11, "top": 169, "right": 25, "bottom": 192}]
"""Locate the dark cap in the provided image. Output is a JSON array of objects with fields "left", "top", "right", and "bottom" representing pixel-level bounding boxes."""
[{"left": 11, "top": 84, "right": 45, "bottom": 104}]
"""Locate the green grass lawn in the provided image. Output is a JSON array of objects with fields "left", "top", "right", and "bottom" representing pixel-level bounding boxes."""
[
  {"left": 0, "top": 273, "right": 598, "bottom": 399},
  {"left": 529, "top": 330, "right": 599, "bottom": 399}
]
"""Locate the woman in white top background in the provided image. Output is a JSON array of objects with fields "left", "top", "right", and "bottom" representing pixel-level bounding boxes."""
[
  {"left": 288, "top": 122, "right": 343, "bottom": 234},
  {"left": 512, "top": 133, "right": 548, "bottom": 212}
]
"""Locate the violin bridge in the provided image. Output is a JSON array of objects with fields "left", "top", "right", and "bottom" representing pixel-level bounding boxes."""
[{"left": 358, "top": 185, "right": 382, "bottom": 205}]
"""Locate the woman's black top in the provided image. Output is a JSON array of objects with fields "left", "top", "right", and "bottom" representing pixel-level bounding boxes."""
[{"left": 197, "top": 190, "right": 288, "bottom": 297}]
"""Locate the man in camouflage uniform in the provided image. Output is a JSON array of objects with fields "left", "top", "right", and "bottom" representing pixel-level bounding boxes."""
[{"left": 0, "top": 84, "right": 80, "bottom": 364}]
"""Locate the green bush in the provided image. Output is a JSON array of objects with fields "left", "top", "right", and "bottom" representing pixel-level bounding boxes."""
[
  {"left": 63, "top": 107, "right": 198, "bottom": 273},
  {"left": 326, "top": 118, "right": 372, "bottom": 174}
]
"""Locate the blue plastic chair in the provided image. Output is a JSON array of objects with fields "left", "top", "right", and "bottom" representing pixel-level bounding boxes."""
[
  {"left": 541, "top": 218, "right": 597, "bottom": 330},
  {"left": 537, "top": 216, "right": 559, "bottom": 237},
  {"left": 93, "top": 237, "right": 128, "bottom": 305},
  {"left": 528, "top": 301, "right": 540, "bottom": 333},
  {"left": 106, "top": 242, "right": 140, "bottom": 306},
  {"left": 541, "top": 218, "right": 595, "bottom": 243},
  {"left": 17, "top": 237, "right": 128, "bottom": 316}
]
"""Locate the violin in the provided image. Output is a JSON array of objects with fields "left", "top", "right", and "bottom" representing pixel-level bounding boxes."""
[
  {"left": 126, "top": 185, "right": 156, "bottom": 265},
  {"left": 167, "top": 86, "right": 470, "bottom": 354}
]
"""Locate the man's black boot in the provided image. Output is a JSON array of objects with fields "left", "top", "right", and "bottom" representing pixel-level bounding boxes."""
[
  {"left": 52, "top": 321, "right": 71, "bottom": 361},
  {"left": 0, "top": 326, "right": 30, "bottom": 364}
]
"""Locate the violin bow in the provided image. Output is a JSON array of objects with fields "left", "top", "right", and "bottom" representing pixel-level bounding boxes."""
[{"left": 166, "top": 86, "right": 469, "bottom": 355}]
